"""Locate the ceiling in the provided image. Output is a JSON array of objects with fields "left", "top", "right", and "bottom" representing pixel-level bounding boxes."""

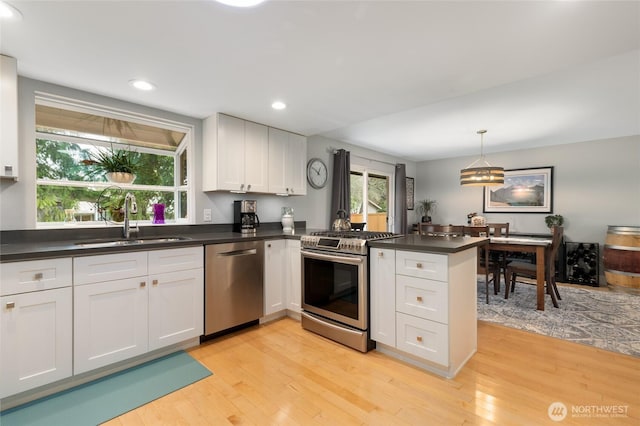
[{"left": 1, "top": 0, "right": 639, "bottom": 161}]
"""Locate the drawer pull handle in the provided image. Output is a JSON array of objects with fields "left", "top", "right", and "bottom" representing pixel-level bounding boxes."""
[
  {"left": 378, "top": 251, "right": 384, "bottom": 257},
  {"left": 416, "top": 296, "right": 423, "bottom": 302},
  {"left": 416, "top": 263, "right": 423, "bottom": 269},
  {"left": 34, "top": 272, "right": 44, "bottom": 280},
  {"left": 140, "top": 281, "right": 146, "bottom": 288},
  {"left": 152, "top": 279, "right": 158, "bottom": 286},
  {"left": 6, "top": 302, "right": 15, "bottom": 309},
  {"left": 416, "top": 336, "right": 423, "bottom": 343}
]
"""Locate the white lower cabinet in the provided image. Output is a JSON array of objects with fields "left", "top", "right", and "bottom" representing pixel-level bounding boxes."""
[
  {"left": 74, "top": 246, "right": 203, "bottom": 375},
  {"left": 286, "top": 240, "right": 302, "bottom": 313},
  {"left": 370, "top": 248, "right": 396, "bottom": 346},
  {"left": 74, "top": 277, "right": 148, "bottom": 374},
  {"left": 264, "top": 239, "right": 286, "bottom": 315},
  {"left": 0, "top": 287, "right": 72, "bottom": 398},
  {"left": 264, "top": 239, "right": 302, "bottom": 317},
  {"left": 0, "top": 257, "right": 73, "bottom": 398},
  {"left": 370, "top": 247, "right": 477, "bottom": 378}
]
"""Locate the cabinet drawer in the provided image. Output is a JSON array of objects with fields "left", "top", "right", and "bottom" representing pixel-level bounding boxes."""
[
  {"left": 396, "top": 275, "right": 448, "bottom": 324},
  {"left": 396, "top": 312, "right": 449, "bottom": 366},
  {"left": 148, "top": 246, "right": 203, "bottom": 274},
  {"left": 396, "top": 250, "right": 447, "bottom": 282},
  {"left": 1, "top": 258, "right": 72, "bottom": 296},
  {"left": 74, "top": 252, "right": 148, "bottom": 286}
]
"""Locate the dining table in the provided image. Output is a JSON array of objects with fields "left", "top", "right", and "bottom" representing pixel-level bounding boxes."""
[{"left": 489, "top": 236, "right": 553, "bottom": 311}]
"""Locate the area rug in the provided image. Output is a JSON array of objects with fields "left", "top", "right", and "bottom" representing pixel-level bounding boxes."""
[
  {"left": 0, "top": 350, "right": 212, "bottom": 426},
  {"left": 477, "top": 279, "right": 640, "bottom": 358}
]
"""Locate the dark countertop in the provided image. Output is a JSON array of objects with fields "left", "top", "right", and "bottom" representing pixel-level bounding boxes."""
[
  {"left": 0, "top": 224, "right": 307, "bottom": 262},
  {"left": 368, "top": 234, "right": 488, "bottom": 254}
]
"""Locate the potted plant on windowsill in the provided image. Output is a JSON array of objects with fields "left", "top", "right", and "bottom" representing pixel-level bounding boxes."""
[{"left": 82, "top": 146, "right": 138, "bottom": 184}]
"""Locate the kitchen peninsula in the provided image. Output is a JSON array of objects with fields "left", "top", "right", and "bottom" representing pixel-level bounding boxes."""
[{"left": 368, "top": 235, "right": 486, "bottom": 378}]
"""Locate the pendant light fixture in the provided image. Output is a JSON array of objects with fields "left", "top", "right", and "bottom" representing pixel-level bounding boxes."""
[{"left": 460, "top": 129, "right": 504, "bottom": 186}]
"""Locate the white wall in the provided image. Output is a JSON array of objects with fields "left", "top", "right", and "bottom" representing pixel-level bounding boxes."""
[
  {"left": 0, "top": 77, "right": 415, "bottom": 231},
  {"left": 415, "top": 134, "right": 640, "bottom": 252}
]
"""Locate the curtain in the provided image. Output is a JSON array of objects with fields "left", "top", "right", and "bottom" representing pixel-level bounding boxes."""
[
  {"left": 394, "top": 164, "right": 407, "bottom": 234},
  {"left": 330, "top": 149, "right": 350, "bottom": 228}
]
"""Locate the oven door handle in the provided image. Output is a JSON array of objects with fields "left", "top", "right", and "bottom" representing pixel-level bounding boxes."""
[{"left": 301, "top": 249, "right": 364, "bottom": 265}]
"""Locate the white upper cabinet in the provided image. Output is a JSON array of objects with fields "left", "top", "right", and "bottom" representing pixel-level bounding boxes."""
[
  {"left": 269, "top": 128, "right": 307, "bottom": 195},
  {"left": 0, "top": 55, "right": 18, "bottom": 180},
  {"left": 203, "top": 113, "right": 268, "bottom": 193},
  {"left": 204, "top": 113, "right": 306, "bottom": 195}
]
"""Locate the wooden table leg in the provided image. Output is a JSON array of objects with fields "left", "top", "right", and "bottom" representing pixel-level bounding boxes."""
[{"left": 536, "top": 245, "right": 545, "bottom": 311}]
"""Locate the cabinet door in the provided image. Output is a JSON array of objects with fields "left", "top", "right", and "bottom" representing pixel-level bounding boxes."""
[
  {"left": 396, "top": 312, "right": 449, "bottom": 366},
  {"left": 148, "top": 268, "right": 203, "bottom": 350},
  {"left": 74, "top": 278, "right": 148, "bottom": 374},
  {"left": 370, "top": 248, "right": 396, "bottom": 346},
  {"left": 267, "top": 127, "right": 288, "bottom": 194},
  {"left": 1, "top": 257, "right": 72, "bottom": 295},
  {"left": 217, "top": 114, "right": 246, "bottom": 191},
  {"left": 244, "top": 121, "right": 269, "bottom": 193},
  {"left": 74, "top": 251, "right": 147, "bottom": 286},
  {"left": 0, "top": 55, "right": 18, "bottom": 179},
  {"left": 396, "top": 275, "right": 448, "bottom": 324},
  {"left": 264, "top": 240, "right": 286, "bottom": 315},
  {"left": 148, "top": 246, "right": 203, "bottom": 275},
  {"left": 0, "top": 287, "right": 72, "bottom": 398},
  {"left": 396, "top": 250, "right": 448, "bottom": 282},
  {"left": 286, "top": 240, "right": 302, "bottom": 313},
  {"left": 285, "top": 133, "right": 307, "bottom": 195}
]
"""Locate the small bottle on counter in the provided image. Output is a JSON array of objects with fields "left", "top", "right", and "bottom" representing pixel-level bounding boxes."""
[{"left": 281, "top": 207, "right": 294, "bottom": 233}]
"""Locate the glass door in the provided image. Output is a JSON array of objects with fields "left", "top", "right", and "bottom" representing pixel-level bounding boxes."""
[{"left": 350, "top": 170, "right": 391, "bottom": 232}]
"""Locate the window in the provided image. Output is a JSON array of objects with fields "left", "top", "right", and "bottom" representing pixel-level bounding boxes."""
[
  {"left": 35, "top": 97, "right": 193, "bottom": 227},
  {"left": 350, "top": 166, "right": 392, "bottom": 232}
]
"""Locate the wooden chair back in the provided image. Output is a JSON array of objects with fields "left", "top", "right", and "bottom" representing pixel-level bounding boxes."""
[
  {"left": 546, "top": 226, "right": 564, "bottom": 280},
  {"left": 487, "top": 223, "right": 510, "bottom": 237},
  {"left": 419, "top": 224, "right": 464, "bottom": 236},
  {"left": 463, "top": 226, "right": 489, "bottom": 237}
]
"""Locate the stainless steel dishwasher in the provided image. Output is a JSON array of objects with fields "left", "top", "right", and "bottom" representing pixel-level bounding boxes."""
[{"left": 204, "top": 241, "right": 264, "bottom": 336}]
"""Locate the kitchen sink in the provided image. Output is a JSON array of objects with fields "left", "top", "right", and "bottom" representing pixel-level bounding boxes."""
[{"left": 74, "top": 236, "right": 191, "bottom": 248}]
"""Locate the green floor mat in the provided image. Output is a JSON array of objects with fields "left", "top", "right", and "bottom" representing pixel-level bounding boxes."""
[{"left": 1, "top": 350, "right": 212, "bottom": 426}]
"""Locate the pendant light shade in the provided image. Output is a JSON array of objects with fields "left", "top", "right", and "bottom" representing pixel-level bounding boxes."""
[{"left": 460, "top": 130, "right": 504, "bottom": 186}]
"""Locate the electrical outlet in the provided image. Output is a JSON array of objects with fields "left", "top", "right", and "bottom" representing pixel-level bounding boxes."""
[{"left": 203, "top": 209, "right": 212, "bottom": 222}]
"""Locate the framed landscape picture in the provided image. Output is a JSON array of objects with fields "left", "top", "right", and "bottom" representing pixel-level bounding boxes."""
[{"left": 483, "top": 166, "right": 553, "bottom": 213}]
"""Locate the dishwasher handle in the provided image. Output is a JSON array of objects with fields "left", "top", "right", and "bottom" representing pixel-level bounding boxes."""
[{"left": 216, "top": 248, "right": 258, "bottom": 257}]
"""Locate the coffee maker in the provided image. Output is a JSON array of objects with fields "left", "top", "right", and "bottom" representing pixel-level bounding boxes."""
[{"left": 233, "top": 200, "right": 259, "bottom": 233}]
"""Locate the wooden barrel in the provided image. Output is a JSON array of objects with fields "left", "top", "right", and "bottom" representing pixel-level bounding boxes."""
[{"left": 603, "top": 226, "right": 640, "bottom": 289}]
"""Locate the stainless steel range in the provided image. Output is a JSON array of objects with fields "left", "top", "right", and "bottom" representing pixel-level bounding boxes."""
[{"left": 300, "top": 230, "right": 397, "bottom": 352}]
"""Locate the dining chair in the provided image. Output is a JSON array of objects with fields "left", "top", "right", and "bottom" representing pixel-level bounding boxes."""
[
  {"left": 463, "top": 226, "right": 499, "bottom": 304},
  {"left": 487, "top": 222, "right": 510, "bottom": 288},
  {"left": 419, "top": 224, "right": 464, "bottom": 236},
  {"left": 505, "top": 226, "right": 564, "bottom": 308}
]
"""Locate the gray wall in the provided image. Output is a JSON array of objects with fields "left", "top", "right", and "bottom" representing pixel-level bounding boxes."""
[
  {"left": 414, "top": 135, "right": 640, "bottom": 284},
  {"left": 0, "top": 77, "right": 415, "bottom": 231}
]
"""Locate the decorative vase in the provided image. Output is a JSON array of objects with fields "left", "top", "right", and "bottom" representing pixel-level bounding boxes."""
[
  {"left": 152, "top": 203, "right": 165, "bottom": 224},
  {"left": 106, "top": 172, "right": 135, "bottom": 184}
]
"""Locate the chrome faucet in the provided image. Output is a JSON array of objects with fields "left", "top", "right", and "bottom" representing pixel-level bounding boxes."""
[{"left": 123, "top": 192, "right": 138, "bottom": 239}]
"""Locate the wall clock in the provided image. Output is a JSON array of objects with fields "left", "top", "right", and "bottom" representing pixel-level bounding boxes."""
[{"left": 307, "top": 158, "right": 328, "bottom": 189}]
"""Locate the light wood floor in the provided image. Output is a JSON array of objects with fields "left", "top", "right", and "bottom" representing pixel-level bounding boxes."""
[{"left": 105, "top": 318, "right": 639, "bottom": 425}]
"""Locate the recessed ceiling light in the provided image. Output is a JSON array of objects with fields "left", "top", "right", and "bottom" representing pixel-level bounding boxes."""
[
  {"left": 271, "top": 101, "right": 286, "bottom": 110},
  {"left": 128, "top": 79, "right": 156, "bottom": 91},
  {"left": 0, "top": 1, "right": 23, "bottom": 20},
  {"left": 215, "top": 0, "right": 266, "bottom": 7}
]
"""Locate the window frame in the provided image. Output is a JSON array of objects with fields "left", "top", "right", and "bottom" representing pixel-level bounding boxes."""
[{"left": 34, "top": 93, "right": 194, "bottom": 228}]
